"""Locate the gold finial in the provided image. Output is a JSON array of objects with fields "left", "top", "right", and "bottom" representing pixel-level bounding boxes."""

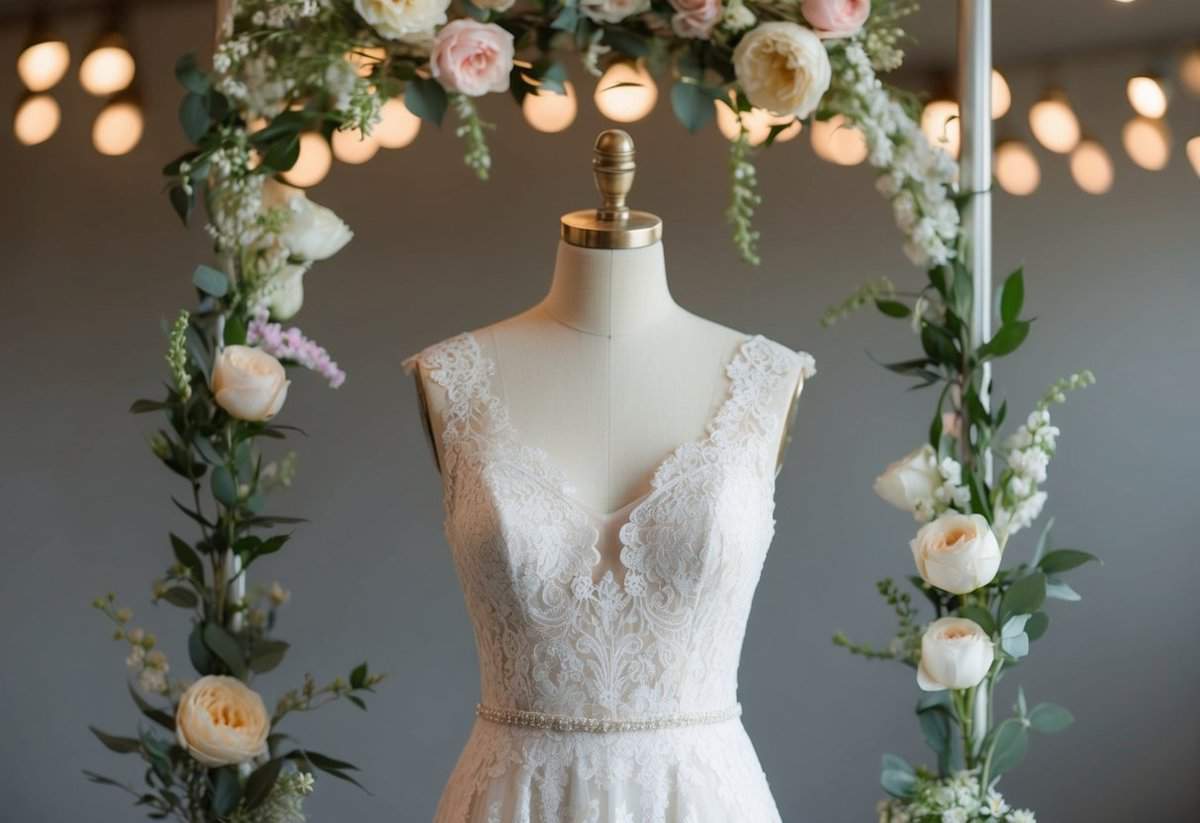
[{"left": 561, "top": 129, "right": 662, "bottom": 250}]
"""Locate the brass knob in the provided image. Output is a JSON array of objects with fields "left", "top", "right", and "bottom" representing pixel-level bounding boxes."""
[{"left": 561, "top": 129, "right": 662, "bottom": 250}]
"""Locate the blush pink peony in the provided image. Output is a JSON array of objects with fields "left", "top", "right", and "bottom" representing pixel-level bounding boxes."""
[
  {"left": 430, "top": 19, "right": 515, "bottom": 97},
  {"left": 669, "top": 0, "right": 723, "bottom": 39},
  {"left": 801, "top": 0, "right": 870, "bottom": 39}
]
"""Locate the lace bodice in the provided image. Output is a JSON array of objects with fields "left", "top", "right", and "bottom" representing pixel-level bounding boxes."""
[{"left": 404, "top": 331, "right": 815, "bottom": 723}]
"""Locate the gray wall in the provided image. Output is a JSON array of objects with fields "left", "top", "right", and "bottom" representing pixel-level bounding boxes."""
[{"left": 2, "top": 3, "right": 1198, "bottom": 820}]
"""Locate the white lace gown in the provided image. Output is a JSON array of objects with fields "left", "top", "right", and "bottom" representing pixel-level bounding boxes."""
[{"left": 403, "top": 332, "right": 815, "bottom": 823}]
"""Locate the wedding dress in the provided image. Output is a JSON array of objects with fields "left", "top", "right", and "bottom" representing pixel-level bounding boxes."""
[{"left": 404, "top": 330, "right": 815, "bottom": 823}]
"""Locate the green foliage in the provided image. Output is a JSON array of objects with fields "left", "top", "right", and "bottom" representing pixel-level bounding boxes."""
[{"left": 726, "top": 130, "right": 762, "bottom": 266}]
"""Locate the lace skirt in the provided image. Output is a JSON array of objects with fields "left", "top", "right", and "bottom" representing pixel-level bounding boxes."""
[{"left": 433, "top": 716, "right": 782, "bottom": 823}]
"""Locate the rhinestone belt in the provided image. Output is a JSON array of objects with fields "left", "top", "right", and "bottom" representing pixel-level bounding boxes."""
[{"left": 475, "top": 703, "right": 742, "bottom": 734}]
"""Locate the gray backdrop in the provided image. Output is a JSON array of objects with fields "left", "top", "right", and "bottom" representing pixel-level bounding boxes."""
[{"left": 2, "top": 2, "right": 1198, "bottom": 821}]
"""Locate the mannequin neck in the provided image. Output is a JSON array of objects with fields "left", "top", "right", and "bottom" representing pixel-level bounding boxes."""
[{"left": 540, "top": 241, "right": 676, "bottom": 337}]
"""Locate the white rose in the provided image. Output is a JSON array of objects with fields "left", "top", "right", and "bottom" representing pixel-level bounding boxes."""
[
  {"left": 212, "top": 345, "right": 290, "bottom": 422},
  {"left": 262, "top": 180, "right": 354, "bottom": 262},
  {"left": 910, "top": 512, "right": 1001, "bottom": 594},
  {"left": 874, "top": 445, "right": 941, "bottom": 515},
  {"left": 176, "top": 676, "right": 270, "bottom": 767},
  {"left": 580, "top": 0, "right": 651, "bottom": 25},
  {"left": 353, "top": 0, "right": 449, "bottom": 41},
  {"left": 917, "top": 617, "right": 994, "bottom": 692},
  {"left": 732, "top": 22, "right": 831, "bottom": 118},
  {"left": 267, "top": 264, "right": 307, "bottom": 321}
]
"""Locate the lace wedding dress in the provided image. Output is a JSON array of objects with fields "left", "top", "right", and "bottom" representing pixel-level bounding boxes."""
[{"left": 403, "top": 331, "right": 815, "bottom": 823}]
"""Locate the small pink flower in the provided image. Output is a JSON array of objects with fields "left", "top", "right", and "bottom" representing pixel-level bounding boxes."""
[
  {"left": 430, "top": 19, "right": 514, "bottom": 97},
  {"left": 669, "top": 0, "right": 722, "bottom": 39},
  {"left": 801, "top": 0, "right": 870, "bottom": 39}
]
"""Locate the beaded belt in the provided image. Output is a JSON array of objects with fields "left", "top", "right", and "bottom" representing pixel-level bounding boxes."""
[{"left": 475, "top": 703, "right": 742, "bottom": 734}]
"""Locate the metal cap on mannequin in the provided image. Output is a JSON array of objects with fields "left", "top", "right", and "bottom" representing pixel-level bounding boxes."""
[{"left": 560, "top": 129, "right": 663, "bottom": 250}]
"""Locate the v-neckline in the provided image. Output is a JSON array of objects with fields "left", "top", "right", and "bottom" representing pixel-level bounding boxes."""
[{"left": 464, "top": 330, "right": 757, "bottom": 522}]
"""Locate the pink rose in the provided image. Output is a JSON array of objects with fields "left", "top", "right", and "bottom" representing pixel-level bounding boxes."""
[
  {"left": 430, "top": 19, "right": 514, "bottom": 97},
  {"left": 669, "top": 0, "right": 722, "bottom": 39},
  {"left": 801, "top": 0, "right": 870, "bottom": 39}
]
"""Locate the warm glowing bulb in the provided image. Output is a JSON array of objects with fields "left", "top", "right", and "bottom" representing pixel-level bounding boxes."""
[
  {"left": 991, "top": 69, "right": 1010, "bottom": 119},
  {"left": 331, "top": 127, "right": 379, "bottom": 164},
  {"left": 375, "top": 98, "right": 420, "bottom": 148},
  {"left": 921, "top": 99, "right": 960, "bottom": 158},
  {"left": 1122, "top": 116, "right": 1171, "bottom": 171},
  {"left": 811, "top": 115, "right": 868, "bottom": 165},
  {"left": 1126, "top": 75, "right": 1168, "bottom": 119},
  {"left": 1182, "top": 47, "right": 1200, "bottom": 96},
  {"left": 1069, "top": 140, "right": 1114, "bottom": 195},
  {"left": 13, "top": 93, "right": 61, "bottom": 145},
  {"left": 714, "top": 97, "right": 801, "bottom": 146},
  {"left": 594, "top": 61, "right": 657, "bottom": 123},
  {"left": 281, "top": 133, "right": 333, "bottom": 187},
  {"left": 994, "top": 140, "right": 1040, "bottom": 196},
  {"left": 1186, "top": 136, "right": 1200, "bottom": 177},
  {"left": 18, "top": 40, "right": 70, "bottom": 92},
  {"left": 80, "top": 42, "right": 136, "bottom": 96},
  {"left": 348, "top": 46, "right": 387, "bottom": 78},
  {"left": 522, "top": 82, "right": 577, "bottom": 133},
  {"left": 1029, "top": 91, "right": 1080, "bottom": 153},
  {"left": 92, "top": 100, "right": 144, "bottom": 155}
]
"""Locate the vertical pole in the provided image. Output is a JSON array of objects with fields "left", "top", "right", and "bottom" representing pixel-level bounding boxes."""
[{"left": 958, "top": 0, "right": 993, "bottom": 760}]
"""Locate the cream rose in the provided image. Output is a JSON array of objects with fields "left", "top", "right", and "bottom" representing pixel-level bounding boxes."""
[
  {"left": 429, "top": 20, "right": 515, "bottom": 97},
  {"left": 580, "top": 0, "right": 651, "bottom": 25},
  {"left": 212, "top": 345, "right": 290, "bottom": 422},
  {"left": 176, "top": 676, "right": 270, "bottom": 767},
  {"left": 353, "top": 0, "right": 449, "bottom": 41},
  {"left": 262, "top": 180, "right": 354, "bottom": 263},
  {"left": 917, "top": 617, "right": 995, "bottom": 691},
  {"left": 910, "top": 512, "right": 1001, "bottom": 594},
  {"left": 267, "top": 264, "right": 307, "bottom": 321},
  {"left": 669, "top": 0, "right": 723, "bottom": 39},
  {"left": 732, "top": 22, "right": 831, "bottom": 118},
  {"left": 874, "top": 445, "right": 940, "bottom": 515},
  {"left": 801, "top": 0, "right": 870, "bottom": 39}
]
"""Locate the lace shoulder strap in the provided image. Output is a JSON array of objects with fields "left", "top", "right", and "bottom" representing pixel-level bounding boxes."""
[{"left": 709, "top": 335, "right": 816, "bottom": 454}]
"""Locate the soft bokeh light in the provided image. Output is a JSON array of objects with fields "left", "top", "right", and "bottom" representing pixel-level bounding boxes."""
[
  {"left": 348, "top": 46, "right": 387, "bottom": 78},
  {"left": 331, "top": 127, "right": 380, "bottom": 164},
  {"left": 1182, "top": 47, "right": 1200, "bottom": 96},
  {"left": 714, "top": 96, "right": 800, "bottom": 146},
  {"left": 522, "top": 82, "right": 578, "bottom": 133},
  {"left": 13, "top": 93, "right": 61, "bottom": 145},
  {"left": 921, "top": 99, "right": 960, "bottom": 158},
  {"left": 811, "top": 115, "right": 868, "bottom": 165},
  {"left": 991, "top": 69, "right": 1011, "bottom": 119},
  {"left": 594, "top": 61, "right": 657, "bottom": 123},
  {"left": 18, "top": 40, "right": 70, "bottom": 92},
  {"left": 994, "top": 140, "right": 1040, "bottom": 196},
  {"left": 281, "top": 132, "right": 333, "bottom": 187},
  {"left": 1186, "top": 136, "right": 1200, "bottom": 177},
  {"left": 92, "top": 99, "right": 144, "bottom": 155},
  {"left": 80, "top": 40, "right": 136, "bottom": 96},
  {"left": 375, "top": 98, "right": 421, "bottom": 148},
  {"left": 1069, "top": 140, "right": 1114, "bottom": 195},
  {"left": 1126, "top": 75, "right": 1168, "bottom": 119},
  {"left": 1029, "top": 90, "right": 1081, "bottom": 153},
  {"left": 1122, "top": 116, "right": 1171, "bottom": 171}
]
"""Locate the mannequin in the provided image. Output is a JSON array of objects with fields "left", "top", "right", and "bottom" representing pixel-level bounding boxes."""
[{"left": 410, "top": 130, "right": 804, "bottom": 521}]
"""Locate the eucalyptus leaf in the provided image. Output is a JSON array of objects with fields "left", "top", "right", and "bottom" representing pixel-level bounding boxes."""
[
  {"left": 211, "top": 766, "right": 241, "bottom": 816},
  {"left": 1001, "top": 614, "right": 1031, "bottom": 637},
  {"left": 89, "top": 726, "right": 141, "bottom": 754},
  {"left": 1025, "top": 611, "right": 1050, "bottom": 641},
  {"left": 179, "top": 93, "right": 210, "bottom": 143},
  {"left": 249, "top": 640, "right": 290, "bottom": 674},
  {"left": 1000, "top": 572, "right": 1046, "bottom": 622},
  {"left": 405, "top": 78, "right": 448, "bottom": 126},
  {"left": 1045, "top": 579, "right": 1082, "bottom": 601},
  {"left": 203, "top": 622, "right": 247, "bottom": 678},
  {"left": 987, "top": 719, "right": 1028, "bottom": 778},
  {"left": 1029, "top": 703, "right": 1074, "bottom": 733},
  {"left": 188, "top": 622, "right": 216, "bottom": 675},
  {"left": 1038, "top": 548, "right": 1099, "bottom": 574},
  {"left": 192, "top": 265, "right": 229, "bottom": 298},
  {"left": 670, "top": 81, "right": 717, "bottom": 133},
  {"left": 957, "top": 605, "right": 996, "bottom": 635},
  {"left": 880, "top": 753, "right": 916, "bottom": 799},
  {"left": 160, "top": 586, "right": 199, "bottom": 609},
  {"left": 210, "top": 466, "right": 239, "bottom": 508},
  {"left": 175, "top": 52, "right": 209, "bottom": 95},
  {"left": 1000, "top": 631, "right": 1029, "bottom": 659},
  {"left": 1000, "top": 267, "right": 1025, "bottom": 325}
]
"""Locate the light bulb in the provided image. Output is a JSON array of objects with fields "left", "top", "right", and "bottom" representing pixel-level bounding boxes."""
[
  {"left": 714, "top": 96, "right": 800, "bottom": 146},
  {"left": 13, "top": 93, "right": 60, "bottom": 145},
  {"left": 375, "top": 98, "right": 420, "bottom": 148},
  {"left": 1069, "top": 140, "right": 1114, "bottom": 195},
  {"left": 1126, "top": 75, "right": 1168, "bottom": 119},
  {"left": 80, "top": 34, "right": 135, "bottom": 96},
  {"left": 331, "top": 127, "right": 379, "bottom": 164},
  {"left": 348, "top": 46, "right": 387, "bottom": 78},
  {"left": 1181, "top": 47, "right": 1200, "bottom": 96},
  {"left": 991, "top": 69, "right": 1011, "bottom": 119},
  {"left": 92, "top": 99, "right": 144, "bottom": 155},
  {"left": 994, "top": 140, "right": 1040, "bottom": 196},
  {"left": 18, "top": 39, "right": 70, "bottom": 92},
  {"left": 594, "top": 61, "right": 657, "bottom": 123},
  {"left": 1186, "top": 136, "right": 1200, "bottom": 177},
  {"left": 1122, "top": 116, "right": 1171, "bottom": 171},
  {"left": 1028, "top": 90, "right": 1080, "bottom": 154},
  {"left": 522, "top": 82, "right": 577, "bottom": 133},
  {"left": 921, "top": 99, "right": 960, "bottom": 158},
  {"left": 281, "top": 133, "right": 333, "bottom": 187},
  {"left": 811, "top": 115, "right": 867, "bottom": 165}
]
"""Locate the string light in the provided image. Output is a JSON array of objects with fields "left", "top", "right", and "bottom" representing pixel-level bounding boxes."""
[
  {"left": 374, "top": 98, "right": 421, "bottom": 148},
  {"left": 811, "top": 115, "right": 867, "bottom": 165},
  {"left": 13, "top": 93, "right": 61, "bottom": 145},
  {"left": 92, "top": 95, "right": 144, "bottom": 156},
  {"left": 994, "top": 140, "right": 1040, "bottom": 196},
  {"left": 347, "top": 46, "right": 386, "bottom": 78},
  {"left": 594, "top": 61, "right": 657, "bottom": 123},
  {"left": 1029, "top": 89, "right": 1081, "bottom": 154},
  {"left": 991, "top": 69, "right": 1011, "bottom": 119},
  {"left": 921, "top": 98, "right": 960, "bottom": 158},
  {"left": 1181, "top": 46, "right": 1200, "bottom": 96},
  {"left": 1187, "top": 136, "right": 1200, "bottom": 177},
  {"left": 714, "top": 95, "right": 800, "bottom": 146},
  {"left": 1126, "top": 74, "right": 1168, "bottom": 118},
  {"left": 331, "top": 127, "right": 379, "bottom": 164},
  {"left": 522, "top": 82, "right": 578, "bottom": 133},
  {"left": 281, "top": 133, "right": 333, "bottom": 187},
  {"left": 80, "top": 29, "right": 135, "bottom": 96},
  {"left": 1122, "top": 116, "right": 1171, "bottom": 171},
  {"left": 17, "top": 20, "right": 71, "bottom": 92},
  {"left": 1069, "top": 139, "right": 1114, "bottom": 195}
]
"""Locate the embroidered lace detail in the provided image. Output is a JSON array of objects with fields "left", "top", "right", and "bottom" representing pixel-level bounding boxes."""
[{"left": 405, "top": 331, "right": 814, "bottom": 823}]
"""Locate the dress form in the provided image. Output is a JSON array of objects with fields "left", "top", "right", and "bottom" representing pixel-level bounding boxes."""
[{"left": 411, "top": 131, "right": 804, "bottom": 517}]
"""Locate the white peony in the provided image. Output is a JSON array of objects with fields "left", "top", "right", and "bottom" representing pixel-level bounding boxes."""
[
  {"left": 732, "top": 22, "right": 831, "bottom": 118},
  {"left": 910, "top": 512, "right": 1001, "bottom": 594},
  {"left": 874, "top": 445, "right": 941, "bottom": 515},
  {"left": 917, "top": 617, "right": 994, "bottom": 692},
  {"left": 353, "top": 0, "right": 450, "bottom": 41},
  {"left": 212, "top": 345, "right": 290, "bottom": 422},
  {"left": 262, "top": 179, "right": 353, "bottom": 262},
  {"left": 580, "top": 0, "right": 651, "bottom": 24}
]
